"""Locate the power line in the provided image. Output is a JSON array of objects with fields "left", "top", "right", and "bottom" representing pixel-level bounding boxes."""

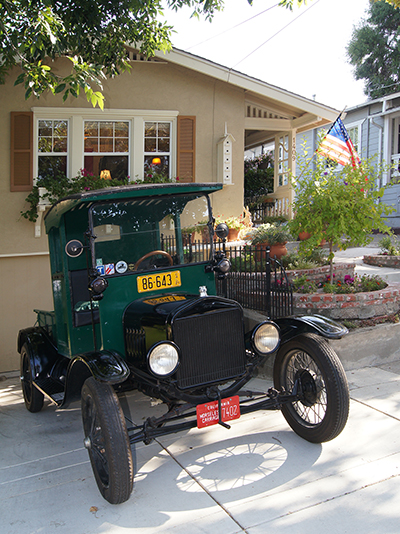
[
  {"left": 231, "top": 0, "right": 322, "bottom": 70},
  {"left": 185, "top": 3, "right": 280, "bottom": 51}
]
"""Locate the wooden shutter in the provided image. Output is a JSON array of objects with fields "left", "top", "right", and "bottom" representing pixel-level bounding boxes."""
[
  {"left": 177, "top": 116, "right": 195, "bottom": 183},
  {"left": 10, "top": 111, "right": 33, "bottom": 191}
]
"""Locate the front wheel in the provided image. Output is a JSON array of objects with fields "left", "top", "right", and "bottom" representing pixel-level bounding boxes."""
[
  {"left": 81, "top": 377, "right": 134, "bottom": 504},
  {"left": 273, "top": 333, "right": 349, "bottom": 443}
]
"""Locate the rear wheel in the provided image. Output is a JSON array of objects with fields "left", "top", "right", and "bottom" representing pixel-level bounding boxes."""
[
  {"left": 20, "top": 343, "right": 44, "bottom": 413},
  {"left": 273, "top": 333, "right": 349, "bottom": 443},
  {"left": 81, "top": 377, "right": 134, "bottom": 504}
]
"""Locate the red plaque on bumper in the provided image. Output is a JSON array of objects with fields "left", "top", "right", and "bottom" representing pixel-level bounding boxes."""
[{"left": 196, "top": 396, "right": 240, "bottom": 429}]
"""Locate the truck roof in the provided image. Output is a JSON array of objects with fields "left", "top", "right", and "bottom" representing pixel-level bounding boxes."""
[{"left": 44, "top": 182, "right": 223, "bottom": 232}]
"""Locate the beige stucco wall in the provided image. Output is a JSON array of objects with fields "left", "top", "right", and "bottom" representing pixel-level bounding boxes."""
[
  {"left": 0, "top": 58, "right": 246, "bottom": 371},
  {"left": 0, "top": 255, "right": 53, "bottom": 371}
]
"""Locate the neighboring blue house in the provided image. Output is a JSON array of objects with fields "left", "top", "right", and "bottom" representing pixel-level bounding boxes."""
[{"left": 298, "top": 92, "right": 400, "bottom": 229}]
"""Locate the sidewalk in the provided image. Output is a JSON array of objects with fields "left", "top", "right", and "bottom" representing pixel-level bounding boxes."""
[{"left": 1, "top": 362, "right": 399, "bottom": 534}]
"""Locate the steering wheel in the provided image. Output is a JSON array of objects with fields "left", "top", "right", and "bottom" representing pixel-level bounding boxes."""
[{"left": 134, "top": 250, "right": 174, "bottom": 271}]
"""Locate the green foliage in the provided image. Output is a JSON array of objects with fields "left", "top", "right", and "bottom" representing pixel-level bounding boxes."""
[
  {"left": 214, "top": 214, "right": 244, "bottom": 230},
  {"left": 244, "top": 153, "right": 274, "bottom": 199},
  {"left": 280, "top": 248, "right": 329, "bottom": 270},
  {"left": 0, "top": 0, "right": 224, "bottom": 106},
  {"left": 379, "top": 235, "right": 400, "bottom": 255},
  {"left": 250, "top": 223, "right": 292, "bottom": 246},
  {"left": 21, "top": 170, "right": 130, "bottom": 222},
  {"left": 347, "top": 1, "right": 400, "bottom": 98},
  {"left": 289, "top": 138, "right": 394, "bottom": 280}
]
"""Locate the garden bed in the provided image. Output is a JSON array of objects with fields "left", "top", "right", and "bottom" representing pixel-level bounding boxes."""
[
  {"left": 293, "top": 282, "right": 400, "bottom": 320},
  {"left": 363, "top": 254, "right": 400, "bottom": 268}
]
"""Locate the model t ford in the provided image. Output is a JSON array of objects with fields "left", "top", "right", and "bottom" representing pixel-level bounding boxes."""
[{"left": 18, "top": 182, "right": 349, "bottom": 504}]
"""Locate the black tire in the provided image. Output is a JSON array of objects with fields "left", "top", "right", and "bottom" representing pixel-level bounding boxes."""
[
  {"left": 273, "top": 333, "right": 349, "bottom": 443},
  {"left": 81, "top": 377, "right": 134, "bottom": 504},
  {"left": 20, "top": 343, "right": 44, "bottom": 413}
]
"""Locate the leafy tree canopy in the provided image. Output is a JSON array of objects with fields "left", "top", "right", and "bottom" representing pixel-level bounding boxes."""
[
  {"left": 0, "top": 0, "right": 227, "bottom": 108},
  {"left": 347, "top": 1, "right": 400, "bottom": 99}
]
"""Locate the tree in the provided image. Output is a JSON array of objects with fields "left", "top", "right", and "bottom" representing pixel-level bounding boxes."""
[
  {"left": 347, "top": 2, "right": 400, "bottom": 99},
  {"left": 0, "top": 0, "right": 226, "bottom": 108},
  {"left": 289, "top": 142, "right": 393, "bottom": 281}
]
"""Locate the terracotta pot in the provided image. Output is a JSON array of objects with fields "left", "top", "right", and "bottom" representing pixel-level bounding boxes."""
[
  {"left": 298, "top": 231, "right": 311, "bottom": 241},
  {"left": 255, "top": 242, "right": 288, "bottom": 261},
  {"left": 227, "top": 228, "right": 240, "bottom": 241}
]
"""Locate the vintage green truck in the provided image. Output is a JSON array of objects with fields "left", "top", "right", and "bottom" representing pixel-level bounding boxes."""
[{"left": 18, "top": 182, "right": 349, "bottom": 504}]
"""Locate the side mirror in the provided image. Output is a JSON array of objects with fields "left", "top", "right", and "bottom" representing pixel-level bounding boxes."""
[
  {"left": 215, "top": 222, "right": 229, "bottom": 240},
  {"left": 65, "top": 240, "right": 84, "bottom": 257}
]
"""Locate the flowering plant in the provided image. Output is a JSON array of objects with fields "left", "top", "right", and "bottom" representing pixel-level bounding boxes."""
[
  {"left": 293, "top": 272, "right": 387, "bottom": 294},
  {"left": 289, "top": 137, "right": 394, "bottom": 281}
]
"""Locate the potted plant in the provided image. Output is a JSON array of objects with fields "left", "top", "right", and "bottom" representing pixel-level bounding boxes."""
[
  {"left": 250, "top": 223, "right": 292, "bottom": 260},
  {"left": 214, "top": 215, "right": 244, "bottom": 241}
]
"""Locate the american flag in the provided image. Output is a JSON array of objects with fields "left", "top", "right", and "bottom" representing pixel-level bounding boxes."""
[{"left": 317, "top": 117, "right": 361, "bottom": 167}]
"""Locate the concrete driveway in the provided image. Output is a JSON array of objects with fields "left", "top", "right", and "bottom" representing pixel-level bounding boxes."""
[{"left": 1, "top": 362, "right": 400, "bottom": 534}]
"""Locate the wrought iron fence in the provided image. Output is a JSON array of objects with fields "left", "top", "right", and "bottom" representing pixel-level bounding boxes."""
[
  {"left": 215, "top": 244, "right": 293, "bottom": 319},
  {"left": 159, "top": 234, "right": 293, "bottom": 319}
]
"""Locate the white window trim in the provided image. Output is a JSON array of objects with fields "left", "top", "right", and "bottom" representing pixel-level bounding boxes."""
[
  {"left": 344, "top": 120, "right": 362, "bottom": 154},
  {"left": 143, "top": 120, "right": 172, "bottom": 179},
  {"left": 32, "top": 108, "right": 179, "bottom": 183}
]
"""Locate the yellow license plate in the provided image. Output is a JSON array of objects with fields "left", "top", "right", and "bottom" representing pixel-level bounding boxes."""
[{"left": 137, "top": 271, "right": 181, "bottom": 293}]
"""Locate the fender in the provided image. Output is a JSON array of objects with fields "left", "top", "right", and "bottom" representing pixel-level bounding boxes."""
[
  {"left": 17, "top": 327, "right": 60, "bottom": 380},
  {"left": 62, "top": 350, "right": 130, "bottom": 407},
  {"left": 274, "top": 314, "right": 348, "bottom": 345}
]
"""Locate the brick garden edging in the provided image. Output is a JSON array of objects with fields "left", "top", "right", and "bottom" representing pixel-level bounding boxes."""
[
  {"left": 293, "top": 282, "right": 400, "bottom": 320},
  {"left": 363, "top": 255, "right": 400, "bottom": 268}
]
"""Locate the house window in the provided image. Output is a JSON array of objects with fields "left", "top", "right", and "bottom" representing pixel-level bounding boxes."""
[
  {"left": 278, "top": 134, "right": 289, "bottom": 186},
  {"left": 38, "top": 120, "right": 68, "bottom": 178},
  {"left": 347, "top": 126, "right": 360, "bottom": 154},
  {"left": 84, "top": 120, "right": 129, "bottom": 180},
  {"left": 144, "top": 121, "right": 171, "bottom": 179}
]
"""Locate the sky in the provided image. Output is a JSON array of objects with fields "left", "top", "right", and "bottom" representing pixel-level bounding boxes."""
[{"left": 163, "top": 0, "right": 371, "bottom": 111}]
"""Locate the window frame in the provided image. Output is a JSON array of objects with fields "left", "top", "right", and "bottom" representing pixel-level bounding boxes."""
[
  {"left": 37, "top": 118, "right": 69, "bottom": 180},
  {"left": 32, "top": 108, "right": 179, "bottom": 184},
  {"left": 83, "top": 119, "right": 131, "bottom": 180}
]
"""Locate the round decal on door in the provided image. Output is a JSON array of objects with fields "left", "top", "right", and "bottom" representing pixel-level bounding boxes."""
[{"left": 115, "top": 260, "right": 128, "bottom": 274}]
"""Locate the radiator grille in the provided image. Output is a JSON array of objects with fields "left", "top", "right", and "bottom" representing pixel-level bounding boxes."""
[{"left": 173, "top": 307, "right": 246, "bottom": 389}]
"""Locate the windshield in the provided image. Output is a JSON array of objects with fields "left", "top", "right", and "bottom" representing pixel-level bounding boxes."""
[{"left": 90, "top": 193, "right": 212, "bottom": 275}]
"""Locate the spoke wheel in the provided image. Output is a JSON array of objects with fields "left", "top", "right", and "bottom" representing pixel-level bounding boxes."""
[
  {"left": 81, "top": 377, "right": 134, "bottom": 504},
  {"left": 20, "top": 343, "right": 44, "bottom": 413},
  {"left": 273, "top": 333, "right": 349, "bottom": 443}
]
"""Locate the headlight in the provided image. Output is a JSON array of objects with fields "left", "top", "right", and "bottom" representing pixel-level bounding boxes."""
[
  {"left": 148, "top": 342, "right": 180, "bottom": 377},
  {"left": 252, "top": 322, "right": 280, "bottom": 354}
]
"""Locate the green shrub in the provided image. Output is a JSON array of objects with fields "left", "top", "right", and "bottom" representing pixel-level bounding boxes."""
[{"left": 379, "top": 235, "right": 400, "bottom": 255}]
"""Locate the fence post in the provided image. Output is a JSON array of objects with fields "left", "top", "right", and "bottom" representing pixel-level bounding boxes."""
[{"left": 265, "top": 246, "right": 271, "bottom": 318}]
